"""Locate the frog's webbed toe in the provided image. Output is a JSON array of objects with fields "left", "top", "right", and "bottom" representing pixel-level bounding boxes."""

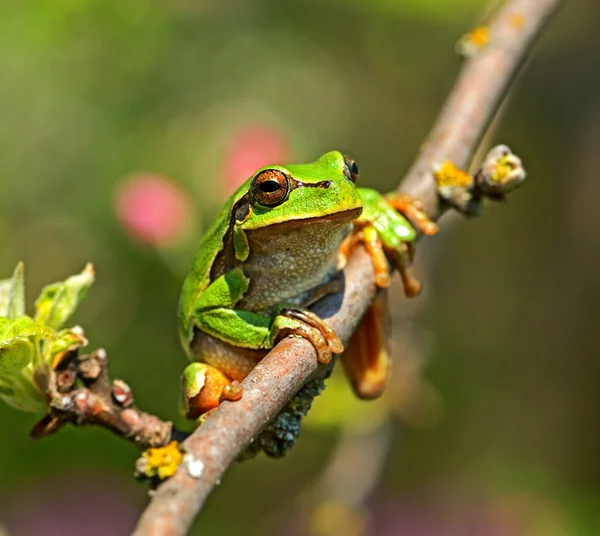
[
  {"left": 361, "top": 225, "right": 393, "bottom": 288},
  {"left": 391, "top": 242, "right": 423, "bottom": 298},
  {"left": 385, "top": 192, "right": 439, "bottom": 236},
  {"left": 272, "top": 308, "right": 343, "bottom": 364}
]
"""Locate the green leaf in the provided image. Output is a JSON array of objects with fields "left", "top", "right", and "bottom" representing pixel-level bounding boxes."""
[
  {"left": 0, "top": 262, "right": 25, "bottom": 318},
  {"left": 0, "top": 317, "right": 54, "bottom": 413},
  {"left": 34, "top": 264, "right": 95, "bottom": 329},
  {"left": 0, "top": 338, "right": 34, "bottom": 375},
  {"left": 0, "top": 368, "right": 46, "bottom": 414},
  {"left": 0, "top": 316, "right": 55, "bottom": 348}
]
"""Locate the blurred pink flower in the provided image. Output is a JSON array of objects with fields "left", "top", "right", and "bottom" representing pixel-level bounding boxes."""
[
  {"left": 223, "top": 125, "right": 291, "bottom": 194},
  {"left": 114, "top": 173, "right": 193, "bottom": 246}
]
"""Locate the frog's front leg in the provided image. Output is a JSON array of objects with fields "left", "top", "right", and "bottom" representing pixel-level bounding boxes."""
[
  {"left": 195, "top": 303, "right": 343, "bottom": 363},
  {"left": 337, "top": 189, "right": 438, "bottom": 400},
  {"left": 350, "top": 188, "right": 439, "bottom": 297}
]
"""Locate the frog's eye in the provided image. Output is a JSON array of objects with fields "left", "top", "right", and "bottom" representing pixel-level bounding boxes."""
[
  {"left": 342, "top": 155, "right": 359, "bottom": 184},
  {"left": 251, "top": 169, "right": 291, "bottom": 207}
]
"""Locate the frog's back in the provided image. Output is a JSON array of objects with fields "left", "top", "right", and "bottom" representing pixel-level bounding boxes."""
[{"left": 177, "top": 181, "right": 250, "bottom": 348}]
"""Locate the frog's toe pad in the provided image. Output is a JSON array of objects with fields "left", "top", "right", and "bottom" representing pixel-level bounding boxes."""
[
  {"left": 135, "top": 441, "right": 183, "bottom": 483},
  {"left": 220, "top": 380, "right": 243, "bottom": 402}
]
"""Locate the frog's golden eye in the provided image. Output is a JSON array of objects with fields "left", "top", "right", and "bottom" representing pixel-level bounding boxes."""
[
  {"left": 343, "top": 155, "right": 359, "bottom": 184},
  {"left": 251, "top": 169, "right": 291, "bottom": 207}
]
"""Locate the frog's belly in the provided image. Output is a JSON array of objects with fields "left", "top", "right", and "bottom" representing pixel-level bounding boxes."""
[{"left": 237, "top": 219, "right": 352, "bottom": 313}]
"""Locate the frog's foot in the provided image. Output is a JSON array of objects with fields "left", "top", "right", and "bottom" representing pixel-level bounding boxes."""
[
  {"left": 393, "top": 241, "right": 423, "bottom": 298},
  {"left": 385, "top": 193, "right": 439, "bottom": 236},
  {"left": 135, "top": 440, "right": 183, "bottom": 483},
  {"left": 342, "top": 289, "right": 390, "bottom": 399},
  {"left": 341, "top": 224, "right": 395, "bottom": 288},
  {"left": 273, "top": 308, "right": 344, "bottom": 365},
  {"left": 361, "top": 225, "right": 394, "bottom": 288},
  {"left": 181, "top": 362, "right": 243, "bottom": 420},
  {"left": 351, "top": 224, "right": 422, "bottom": 296}
]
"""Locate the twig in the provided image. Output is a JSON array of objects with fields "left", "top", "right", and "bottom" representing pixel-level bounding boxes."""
[
  {"left": 401, "top": 0, "right": 563, "bottom": 213},
  {"left": 132, "top": 1, "right": 564, "bottom": 534},
  {"left": 33, "top": 349, "right": 182, "bottom": 449}
]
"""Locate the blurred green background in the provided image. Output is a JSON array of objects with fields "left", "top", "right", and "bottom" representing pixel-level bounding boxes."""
[{"left": 1, "top": 0, "right": 599, "bottom": 535}]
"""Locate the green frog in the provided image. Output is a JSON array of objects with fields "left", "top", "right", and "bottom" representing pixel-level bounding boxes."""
[{"left": 177, "top": 151, "right": 437, "bottom": 419}]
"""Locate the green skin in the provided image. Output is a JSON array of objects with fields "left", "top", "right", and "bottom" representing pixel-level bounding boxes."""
[{"left": 178, "top": 151, "right": 416, "bottom": 402}]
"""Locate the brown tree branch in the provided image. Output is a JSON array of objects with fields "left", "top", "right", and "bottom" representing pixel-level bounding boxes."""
[
  {"left": 132, "top": 1, "right": 564, "bottom": 534},
  {"left": 32, "top": 348, "right": 183, "bottom": 449},
  {"left": 401, "top": 0, "right": 563, "bottom": 214}
]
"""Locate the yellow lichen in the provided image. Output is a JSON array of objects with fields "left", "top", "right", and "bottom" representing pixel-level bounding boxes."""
[
  {"left": 456, "top": 26, "right": 491, "bottom": 58},
  {"left": 468, "top": 26, "right": 490, "bottom": 47},
  {"left": 433, "top": 160, "right": 473, "bottom": 189},
  {"left": 508, "top": 13, "right": 526, "bottom": 30},
  {"left": 140, "top": 441, "right": 183, "bottom": 480}
]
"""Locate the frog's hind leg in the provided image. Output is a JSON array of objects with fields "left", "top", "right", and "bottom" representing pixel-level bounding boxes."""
[
  {"left": 182, "top": 332, "right": 266, "bottom": 419},
  {"left": 181, "top": 362, "right": 242, "bottom": 419},
  {"left": 341, "top": 289, "right": 391, "bottom": 400}
]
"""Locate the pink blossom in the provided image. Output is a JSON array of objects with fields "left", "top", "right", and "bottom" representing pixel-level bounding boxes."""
[
  {"left": 223, "top": 125, "right": 291, "bottom": 195},
  {"left": 114, "top": 173, "right": 192, "bottom": 246}
]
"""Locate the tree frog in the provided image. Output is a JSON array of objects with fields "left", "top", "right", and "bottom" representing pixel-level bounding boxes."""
[{"left": 177, "top": 151, "right": 437, "bottom": 420}]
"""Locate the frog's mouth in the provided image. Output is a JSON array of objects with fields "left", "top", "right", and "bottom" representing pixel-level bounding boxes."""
[{"left": 279, "top": 206, "right": 363, "bottom": 229}]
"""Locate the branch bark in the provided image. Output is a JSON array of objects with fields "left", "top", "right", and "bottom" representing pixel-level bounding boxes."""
[
  {"left": 32, "top": 348, "right": 184, "bottom": 449},
  {"left": 132, "top": 1, "right": 565, "bottom": 534}
]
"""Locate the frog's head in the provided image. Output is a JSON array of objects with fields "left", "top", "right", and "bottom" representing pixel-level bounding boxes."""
[{"left": 239, "top": 151, "right": 363, "bottom": 231}]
